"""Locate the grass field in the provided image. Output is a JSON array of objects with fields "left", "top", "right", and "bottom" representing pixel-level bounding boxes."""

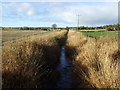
[
  {"left": 79, "top": 29, "right": 106, "bottom": 32},
  {"left": 82, "top": 31, "right": 119, "bottom": 38},
  {"left": 2, "top": 30, "right": 48, "bottom": 43}
]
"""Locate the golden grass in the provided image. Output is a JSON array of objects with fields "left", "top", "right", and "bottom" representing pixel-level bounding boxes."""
[
  {"left": 66, "top": 31, "right": 120, "bottom": 88},
  {"left": 2, "top": 30, "right": 67, "bottom": 88},
  {"left": 2, "top": 29, "right": 48, "bottom": 43}
]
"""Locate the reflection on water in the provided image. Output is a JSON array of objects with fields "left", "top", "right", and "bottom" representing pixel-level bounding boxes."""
[{"left": 53, "top": 46, "right": 73, "bottom": 88}]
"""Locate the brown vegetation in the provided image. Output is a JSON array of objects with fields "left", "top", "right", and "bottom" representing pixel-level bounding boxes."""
[
  {"left": 66, "top": 31, "right": 119, "bottom": 88},
  {"left": 2, "top": 30, "right": 67, "bottom": 88}
]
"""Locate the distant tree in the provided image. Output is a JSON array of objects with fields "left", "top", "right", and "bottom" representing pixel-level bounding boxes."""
[
  {"left": 65, "top": 26, "right": 69, "bottom": 31},
  {"left": 79, "top": 26, "right": 86, "bottom": 30},
  {"left": 52, "top": 24, "right": 57, "bottom": 29},
  {"left": 23, "top": 26, "right": 29, "bottom": 30}
]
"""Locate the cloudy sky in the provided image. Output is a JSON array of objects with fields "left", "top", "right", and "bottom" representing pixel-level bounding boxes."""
[{"left": 1, "top": 0, "right": 119, "bottom": 27}]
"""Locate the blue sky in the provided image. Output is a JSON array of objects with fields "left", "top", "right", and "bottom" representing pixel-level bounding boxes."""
[{"left": 1, "top": 1, "right": 118, "bottom": 27}]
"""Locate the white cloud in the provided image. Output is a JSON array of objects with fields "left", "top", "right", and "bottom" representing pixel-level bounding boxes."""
[
  {"left": 17, "top": 3, "right": 35, "bottom": 16},
  {"left": 1, "top": 2, "right": 118, "bottom": 26},
  {"left": 2, "top": 3, "right": 36, "bottom": 16},
  {"left": 47, "top": 3, "right": 118, "bottom": 25}
]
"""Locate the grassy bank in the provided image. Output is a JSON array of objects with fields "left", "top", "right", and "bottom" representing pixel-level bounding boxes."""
[
  {"left": 66, "top": 31, "right": 119, "bottom": 88},
  {"left": 2, "top": 30, "right": 67, "bottom": 88}
]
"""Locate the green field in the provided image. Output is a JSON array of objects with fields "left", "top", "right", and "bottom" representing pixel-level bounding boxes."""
[
  {"left": 81, "top": 31, "right": 119, "bottom": 38},
  {"left": 79, "top": 29, "right": 106, "bottom": 32}
]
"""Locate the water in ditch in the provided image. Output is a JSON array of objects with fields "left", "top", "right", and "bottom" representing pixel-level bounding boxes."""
[{"left": 48, "top": 46, "right": 74, "bottom": 88}]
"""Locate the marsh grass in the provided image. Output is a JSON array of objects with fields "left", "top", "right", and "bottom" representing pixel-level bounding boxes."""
[
  {"left": 2, "top": 30, "right": 67, "bottom": 88},
  {"left": 66, "top": 31, "right": 119, "bottom": 88}
]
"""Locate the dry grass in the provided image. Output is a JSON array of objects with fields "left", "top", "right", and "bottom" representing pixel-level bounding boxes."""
[
  {"left": 2, "top": 30, "right": 67, "bottom": 88},
  {"left": 66, "top": 30, "right": 120, "bottom": 88},
  {"left": 2, "top": 29, "right": 49, "bottom": 43}
]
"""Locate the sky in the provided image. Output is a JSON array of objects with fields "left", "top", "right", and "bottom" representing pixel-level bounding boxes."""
[{"left": 1, "top": 0, "right": 119, "bottom": 27}]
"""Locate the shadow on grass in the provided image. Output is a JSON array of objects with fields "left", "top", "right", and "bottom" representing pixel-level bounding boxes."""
[
  {"left": 3, "top": 44, "right": 61, "bottom": 88},
  {"left": 2, "top": 31, "right": 69, "bottom": 89},
  {"left": 65, "top": 46, "right": 94, "bottom": 88}
]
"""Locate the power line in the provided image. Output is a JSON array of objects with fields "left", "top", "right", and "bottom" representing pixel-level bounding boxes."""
[{"left": 76, "top": 14, "right": 81, "bottom": 30}]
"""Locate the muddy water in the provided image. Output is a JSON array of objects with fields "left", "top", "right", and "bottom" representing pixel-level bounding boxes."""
[{"left": 49, "top": 46, "right": 74, "bottom": 88}]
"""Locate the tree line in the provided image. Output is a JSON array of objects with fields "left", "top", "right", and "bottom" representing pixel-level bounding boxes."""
[
  {"left": 2, "top": 24, "right": 120, "bottom": 31},
  {"left": 77, "top": 24, "right": 120, "bottom": 31}
]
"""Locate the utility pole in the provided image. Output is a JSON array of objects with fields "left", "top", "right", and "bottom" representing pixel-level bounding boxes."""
[{"left": 77, "top": 14, "right": 81, "bottom": 30}]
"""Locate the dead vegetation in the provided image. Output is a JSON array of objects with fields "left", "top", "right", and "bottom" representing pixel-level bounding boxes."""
[
  {"left": 2, "top": 30, "right": 120, "bottom": 88},
  {"left": 2, "top": 30, "right": 67, "bottom": 88},
  {"left": 66, "top": 31, "right": 120, "bottom": 88}
]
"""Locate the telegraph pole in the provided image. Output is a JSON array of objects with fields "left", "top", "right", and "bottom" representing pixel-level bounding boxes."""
[{"left": 77, "top": 14, "right": 81, "bottom": 30}]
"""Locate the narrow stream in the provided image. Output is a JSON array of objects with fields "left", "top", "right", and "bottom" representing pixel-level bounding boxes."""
[{"left": 49, "top": 46, "right": 74, "bottom": 88}]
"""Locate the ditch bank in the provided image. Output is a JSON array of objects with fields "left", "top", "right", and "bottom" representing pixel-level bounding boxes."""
[
  {"left": 2, "top": 30, "right": 68, "bottom": 88},
  {"left": 45, "top": 30, "right": 79, "bottom": 88},
  {"left": 65, "top": 31, "right": 119, "bottom": 88}
]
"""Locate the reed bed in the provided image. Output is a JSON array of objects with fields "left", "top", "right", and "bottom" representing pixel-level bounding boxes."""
[
  {"left": 2, "top": 30, "right": 67, "bottom": 88},
  {"left": 66, "top": 31, "right": 119, "bottom": 88}
]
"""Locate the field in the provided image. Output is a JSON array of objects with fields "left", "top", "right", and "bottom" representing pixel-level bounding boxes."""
[
  {"left": 82, "top": 31, "right": 119, "bottom": 39},
  {"left": 2, "top": 30, "right": 48, "bottom": 43},
  {"left": 2, "top": 29, "right": 120, "bottom": 88},
  {"left": 79, "top": 29, "right": 106, "bottom": 32},
  {"left": 2, "top": 1, "right": 120, "bottom": 89}
]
